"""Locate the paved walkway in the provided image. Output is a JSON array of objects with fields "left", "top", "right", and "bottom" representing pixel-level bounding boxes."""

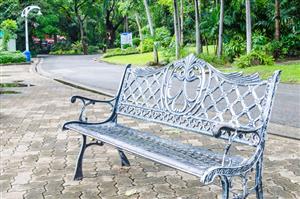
[{"left": 0, "top": 63, "right": 299, "bottom": 199}]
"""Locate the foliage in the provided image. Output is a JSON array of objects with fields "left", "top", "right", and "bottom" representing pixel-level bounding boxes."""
[
  {"left": 0, "top": 51, "right": 26, "bottom": 64},
  {"left": 50, "top": 41, "right": 83, "bottom": 55},
  {"left": 224, "top": 35, "right": 246, "bottom": 62},
  {"left": 234, "top": 51, "right": 274, "bottom": 68},
  {"left": 88, "top": 45, "right": 100, "bottom": 54},
  {"left": 132, "top": 38, "right": 140, "bottom": 47},
  {"left": 138, "top": 38, "right": 154, "bottom": 53},
  {"left": 0, "top": 19, "right": 17, "bottom": 51},
  {"left": 198, "top": 54, "right": 228, "bottom": 66},
  {"left": 155, "top": 26, "right": 172, "bottom": 48},
  {"left": 102, "top": 47, "right": 139, "bottom": 58}
]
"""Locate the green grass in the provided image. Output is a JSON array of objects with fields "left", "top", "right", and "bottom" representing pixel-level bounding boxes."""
[
  {"left": 221, "top": 62, "right": 300, "bottom": 84},
  {"left": 101, "top": 52, "right": 162, "bottom": 66},
  {"left": 101, "top": 45, "right": 215, "bottom": 66}
]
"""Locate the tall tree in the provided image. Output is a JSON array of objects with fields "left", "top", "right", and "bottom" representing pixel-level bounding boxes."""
[
  {"left": 194, "top": 0, "right": 202, "bottom": 55},
  {"left": 274, "top": 0, "right": 280, "bottom": 41},
  {"left": 180, "top": 0, "right": 184, "bottom": 45},
  {"left": 217, "top": 0, "right": 224, "bottom": 57},
  {"left": 245, "top": 0, "right": 252, "bottom": 54},
  {"left": 143, "top": 0, "right": 159, "bottom": 63},
  {"left": 173, "top": 0, "right": 180, "bottom": 59}
]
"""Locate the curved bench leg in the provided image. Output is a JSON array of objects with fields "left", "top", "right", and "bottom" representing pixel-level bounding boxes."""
[
  {"left": 255, "top": 160, "right": 264, "bottom": 199},
  {"left": 74, "top": 135, "right": 87, "bottom": 180},
  {"left": 118, "top": 149, "right": 130, "bottom": 166},
  {"left": 74, "top": 135, "right": 104, "bottom": 180},
  {"left": 220, "top": 176, "right": 229, "bottom": 199}
]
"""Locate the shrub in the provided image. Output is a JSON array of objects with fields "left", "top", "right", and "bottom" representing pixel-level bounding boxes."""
[
  {"left": 122, "top": 44, "right": 131, "bottom": 49},
  {"left": 155, "top": 27, "right": 172, "bottom": 48},
  {"left": 132, "top": 38, "right": 140, "bottom": 47},
  {"left": 252, "top": 33, "right": 269, "bottom": 52},
  {"left": 198, "top": 53, "right": 228, "bottom": 66},
  {"left": 102, "top": 47, "right": 139, "bottom": 58},
  {"left": 234, "top": 51, "right": 274, "bottom": 68},
  {"left": 224, "top": 35, "right": 246, "bottom": 62},
  {"left": 51, "top": 42, "right": 72, "bottom": 51},
  {"left": 0, "top": 51, "right": 26, "bottom": 64},
  {"left": 71, "top": 41, "right": 83, "bottom": 54},
  {"left": 138, "top": 38, "right": 154, "bottom": 53},
  {"left": 0, "top": 19, "right": 17, "bottom": 51},
  {"left": 88, "top": 45, "right": 99, "bottom": 54}
]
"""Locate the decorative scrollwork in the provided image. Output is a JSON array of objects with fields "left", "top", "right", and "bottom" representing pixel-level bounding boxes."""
[{"left": 117, "top": 54, "right": 281, "bottom": 146}]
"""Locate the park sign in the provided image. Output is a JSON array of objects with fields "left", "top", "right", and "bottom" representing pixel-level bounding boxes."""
[{"left": 120, "top": 32, "right": 132, "bottom": 48}]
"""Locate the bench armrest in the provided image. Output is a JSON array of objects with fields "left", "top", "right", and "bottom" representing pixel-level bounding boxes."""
[
  {"left": 202, "top": 144, "right": 263, "bottom": 184},
  {"left": 63, "top": 95, "right": 117, "bottom": 129},
  {"left": 212, "top": 124, "right": 259, "bottom": 138}
]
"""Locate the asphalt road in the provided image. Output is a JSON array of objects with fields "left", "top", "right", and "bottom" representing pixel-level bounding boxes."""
[{"left": 39, "top": 54, "right": 300, "bottom": 129}]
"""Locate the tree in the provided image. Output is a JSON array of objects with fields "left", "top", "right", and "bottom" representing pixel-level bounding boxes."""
[
  {"left": 143, "top": 0, "right": 159, "bottom": 63},
  {"left": 180, "top": 0, "right": 184, "bottom": 45},
  {"left": 217, "top": 0, "right": 224, "bottom": 57},
  {"left": 194, "top": 0, "right": 202, "bottom": 55},
  {"left": 0, "top": 19, "right": 17, "bottom": 51},
  {"left": 274, "top": 0, "right": 280, "bottom": 41},
  {"left": 173, "top": 0, "right": 180, "bottom": 59},
  {"left": 245, "top": 0, "right": 252, "bottom": 54}
]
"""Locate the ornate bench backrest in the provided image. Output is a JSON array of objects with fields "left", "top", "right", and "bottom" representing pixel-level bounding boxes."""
[{"left": 116, "top": 54, "right": 281, "bottom": 145}]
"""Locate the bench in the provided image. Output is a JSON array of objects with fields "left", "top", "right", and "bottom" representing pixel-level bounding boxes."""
[{"left": 63, "top": 54, "right": 281, "bottom": 199}]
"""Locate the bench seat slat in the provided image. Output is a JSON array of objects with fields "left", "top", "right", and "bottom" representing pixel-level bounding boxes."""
[{"left": 65, "top": 122, "right": 244, "bottom": 180}]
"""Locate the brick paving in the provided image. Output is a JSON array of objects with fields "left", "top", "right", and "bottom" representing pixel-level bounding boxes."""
[{"left": 0, "top": 63, "right": 299, "bottom": 199}]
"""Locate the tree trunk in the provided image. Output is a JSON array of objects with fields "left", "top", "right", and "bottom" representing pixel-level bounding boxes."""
[
  {"left": 173, "top": 0, "right": 180, "bottom": 59},
  {"left": 180, "top": 0, "right": 184, "bottom": 46},
  {"left": 135, "top": 13, "right": 143, "bottom": 53},
  {"left": 195, "top": 0, "right": 202, "bottom": 55},
  {"left": 143, "top": 0, "right": 159, "bottom": 63},
  {"left": 217, "top": 0, "right": 224, "bottom": 58},
  {"left": 245, "top": 0, "right": 252, "bottom": 54},
  {"left": 78, "top": 17, "right": 88, "bottom": 55},
  {"left": 275, "top": 0, "right": 280, "bottom": 41}
]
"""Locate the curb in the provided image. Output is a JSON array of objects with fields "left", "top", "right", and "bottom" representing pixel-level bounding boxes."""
[
  {"left": 34, "top": 57, "right": 114, "bottom": 98},
  {"left": 34, "top": 57, "right": 299, "bottom": 140}
]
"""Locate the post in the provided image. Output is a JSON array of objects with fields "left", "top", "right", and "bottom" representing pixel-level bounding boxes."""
[
  {"left": 246, "top": 0, "right": 252, "bottom": 54},
  {"left": 25, "top": 17, "right": 29, "bottom": 51}
]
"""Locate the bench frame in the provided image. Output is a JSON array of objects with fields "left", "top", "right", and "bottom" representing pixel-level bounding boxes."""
[{"left": 63, "top": 55, "right": 281, "bottom": 199}]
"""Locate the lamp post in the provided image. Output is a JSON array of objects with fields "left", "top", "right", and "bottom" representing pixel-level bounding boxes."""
[{"left": 21, "top": 5, "right": 42, "bottom": 62}]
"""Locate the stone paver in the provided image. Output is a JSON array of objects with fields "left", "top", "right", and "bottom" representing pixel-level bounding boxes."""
[{"left": 0, "top": 63, "right": 299, "bottom": 198}]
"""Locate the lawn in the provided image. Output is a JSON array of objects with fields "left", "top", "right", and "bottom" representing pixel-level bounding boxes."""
[
  {"left": 100, "top": 47, "right": 300, "bottom": 84},
  {"left": 221, "top": 62, "right": 300, "bottom": 84},
  {"left": 101, "top": 52, "right": 157, "bottom": 65}
]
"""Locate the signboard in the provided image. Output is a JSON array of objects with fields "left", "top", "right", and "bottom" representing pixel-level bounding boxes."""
[{"left": 120, "top": 32, "right": 132, "bottom": 48}]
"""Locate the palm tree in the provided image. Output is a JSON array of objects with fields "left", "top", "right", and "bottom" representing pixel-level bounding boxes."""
[
  {"left": 173, "top": 0, "right": 180, "bottom": 59},
  {"left": 143, "top": 0, "right": 159, "bottom": 63},
  {"left": 245, "top": 0, "right": 252, "bottom": 54},
  {"left": 194, "top": 0, "right": 202, "bottom": 55},
  {"left": 217, "top": 0, "right": 224, "bottom": 57}
]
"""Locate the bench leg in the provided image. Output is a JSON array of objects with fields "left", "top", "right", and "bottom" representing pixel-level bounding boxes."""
[
  {"left": 255, "top": 160, "right": 264, "bottom": 199},
  {"left": 220, "top": 176, "right": 229, "bottom": 199},
  {"left": 74, "top": 134, "right": 87, "bottom": 180},
  {"left": 118, "top": 149, "right": 130, "bottom": 166}
]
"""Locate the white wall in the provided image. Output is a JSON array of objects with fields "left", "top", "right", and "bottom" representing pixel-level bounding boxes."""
[{"left": 0, "top": 39, "right": 16, "bottom": 52}]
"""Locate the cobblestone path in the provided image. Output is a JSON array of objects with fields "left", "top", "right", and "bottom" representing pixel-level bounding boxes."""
[{"left": 1, "top": 64, "right": 299, "bottom": 199}]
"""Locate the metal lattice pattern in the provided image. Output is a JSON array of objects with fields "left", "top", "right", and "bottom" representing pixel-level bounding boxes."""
[
  {"left": 67, "top": 122, "right": 244, "bottom": 178},
  {"left": 117, "top": 55, "right": 277, "bottom": 145}
]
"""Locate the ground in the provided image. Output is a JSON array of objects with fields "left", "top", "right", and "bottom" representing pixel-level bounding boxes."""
[{"left": 0, "top": 63, "right": 299, "bottom": 199}]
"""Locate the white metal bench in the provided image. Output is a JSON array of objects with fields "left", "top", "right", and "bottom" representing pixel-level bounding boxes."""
[{"left": 63, "top": 54, "right": 281, "bottom": 199}]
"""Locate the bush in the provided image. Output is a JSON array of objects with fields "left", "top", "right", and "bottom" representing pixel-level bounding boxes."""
[
  {"left": 49, "top": 49, "right": 78, "bottom": 55},
  {"left": 102, "top": 47, "right": 139, "bottom": 58},
  {"left": 198, "top": 53, "right": 228, "bottom": 66},
  {"left": 122, "top": 44, "right": 131, "bottom": 49},
  {"left": 0, "top": 51, "right": 26, "bottom": 64},
  {"left": 252, "top": 33, "right": 269, "bottom": 52},
  {"left": 51, "top": 42, "right": 72, "bottom": 51},
  {"left": 50, "top": 41, "right": 83, "bottom": 55},
  {"left": 88, "top": 45, "right": 99, "bottom": 54},
  {"left": 138, "top": 38, "right": 154, "bottom": 53},
  {"left": 224, "top": 35, "right": 246, "bottom": 62},
  {"left": 155, "top": 27, "right": 172, "bottom": 48},
  {"left": 132, "top": 38, "right": 140, "bottom": 47},
  {"left": 234, "top": 51, "right": 274, "bottom": 68}
]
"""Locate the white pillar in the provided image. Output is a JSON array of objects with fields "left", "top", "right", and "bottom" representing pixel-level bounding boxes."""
[{"left": 25, "top": 16, "right": 29, "bottom": 51}]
